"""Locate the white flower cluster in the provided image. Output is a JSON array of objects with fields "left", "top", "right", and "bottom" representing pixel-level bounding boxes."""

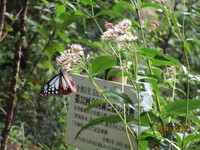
[
  {"left": 56, "top": 44, "right": 84, "bottom": 73},
  {"left": 101, "top": 19, "right": 138, "bottom": 43}
]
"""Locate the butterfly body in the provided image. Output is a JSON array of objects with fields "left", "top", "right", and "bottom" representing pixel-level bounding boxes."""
[{"left": 39, "top": 70, "right": 76, "bottom": 98}]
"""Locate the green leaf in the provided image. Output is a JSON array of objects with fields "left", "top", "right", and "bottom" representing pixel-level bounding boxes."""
[
  {"left": 141, "top": 47, "right": 164, "bottom": 58},
  {"left": 184, "top": 134, "right": 200, "bottom": 147},
  {"left": 56, "top": 5, "right": 66, "bottom": 18},
  {"left": 144, "top": 137, "right": 169, "bottom": 149},
  {"left": 79, "top": 0, "right": 98, "bottom": 7},
  {"left": 140, "top": 2, "right": 164, "bottom": 10},
  {"left": 167, "top": 12, "right": 179, "bottom": 30},
  {"left": 40, "top": 59, "right": 54, "bottom": 70},
  {"left": 95, "top": 10, "right": 122, "bottom": 18},
  {"left": 60, "top": 13, "right": 84, "bottom": 29},
  {"left": 106, "top": 69, "right": 119, "bottom": 80},
  {"left": 103, "top": 87, "right": 133, "bottom": 105},
  {"left": 145, "top": 78, "right": 159, "bottom": 94},
  {"left": 183, "top": 41, "right": 191, "bottom": 54},
  {"left": 152, "top": 55, "right": 181, "bottom": 67},
  {"left": 84, "top": 101, "right": 107, "bottom": 111},
  {"left": 113, "top": 1, "right": 135, "bottom": 13},
  {"left": 41, "top": 15, "right": 51, "bottom": 21},
  {"left": 75, "top": 115, "right": 134, "bottom": 139},
  {"left": 72, "top": 39, "right": 101, "bottom": 47},
  {"left": 184, "top": 114, "right": 200, "bottom": 124},
  {"left": 152, "top": 67, "right": 162, "bottom": 78},
  {"left": 140, "top": 140, "right": 148, "bottom": 150},
  {"left": 172, "top": 131, "right": 182, "bottom": 148},
  {"left": 163, "top": 99, "right": 200, "bottom": 117},
  {"left": 44, "top": 46, "right": 55, "bottom": 59},
  {"left": 90, "top": 56, "right": 117, "bottom": 75},
  {"left": 52, "top": 42, "right": 65, "bottom": 52},
  {"left": 140, "top": 111, "right": 160, "bottom": 126}
]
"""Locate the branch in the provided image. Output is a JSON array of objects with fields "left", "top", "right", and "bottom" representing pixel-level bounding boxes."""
[
  {"left": 0, "top": 0, "right": 28, "bottom": 150},
  {"left": 0, "top": 7, "right": 23, "bottom": 42},
  {"left": 0, "top": 0, "right": 7, "bottom": 38}
]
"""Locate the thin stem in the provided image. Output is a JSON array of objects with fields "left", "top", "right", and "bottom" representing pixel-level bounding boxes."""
[
  {"left": 118, "top": 47, "right": 133, "bottom": 150},
  {"left": 124, "top": 105, "right": 133, "bottom": 150},
  {"left": 91, "top": 6, "right": 103, "bottom": 34},
  {"left": 0, "top": 8, "right": 23, "bottom": 42},
  {"left": 86, "top": 70, "right": 136, "bottom": 140},
  {"left": 181, "top": 43, "right": 190, "bottom": 150},
  {"left": 0, "top": 0, "right": 6, "bottom": 38},
  {"left": 180, "top": 0, "right": 190, "bottom": 148},
  {"left": 134, "top": 51, "right": 141, "bottom": 149},
  {"left": 172, "top": 75, "right": 176, "bottom": 102}
]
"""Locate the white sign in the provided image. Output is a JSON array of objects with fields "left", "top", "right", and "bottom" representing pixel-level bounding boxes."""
[{"left": 66, "top": 74, "right": 137, "bottom": 150}]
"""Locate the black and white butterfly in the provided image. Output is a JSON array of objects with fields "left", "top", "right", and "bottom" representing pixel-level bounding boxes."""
[{"left": 39, "top": 70, "right": 76, "bottom": 98}]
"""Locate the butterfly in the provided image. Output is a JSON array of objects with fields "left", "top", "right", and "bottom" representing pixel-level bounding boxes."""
[{"left": 39, "top": 70, "right": 76, "bottom": 98}]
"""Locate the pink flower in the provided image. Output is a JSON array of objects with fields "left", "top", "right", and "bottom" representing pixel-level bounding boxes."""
[
  {"left": 151, "top": 23, "right": 157, "bottom": 29},
  {"left": 116, "top": 19, "right": 132, "bottom": 30},
  {"left": 161, "top": 31, "right": 166, "bottom": 35},
  {"left": 116, "top": 34, "right": 138, "bottom": 42},
  {"left": 71, "top": 44, "right": 83, "bottom": 51},
  {"left": 140, "top": 19, "right": 144, "bottom": 25},
  {"left": 167, "top": 66, "right": 176, "bottom": 74},
  {"left": 101, "top": 29, "right": 115, "bottom": 41},
  {"left": 56, "top": 44, "right": 84, "bottom": 73},
  {"left": 153, "top": 20, "right": 159, "bottom": 27},
  {"left": 151, "top": 20, "right": 159, "bottom": 29},
  {"left": 146, "top": 29, "right": 152, "bottom": 33},
  {"left": 105, "top": 23, "right": 115, "bottom": 30}
]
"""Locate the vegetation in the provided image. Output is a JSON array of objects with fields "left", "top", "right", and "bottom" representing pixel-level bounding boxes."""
[{"left": 0, "top": 0, "right": 200, "bottom": 150}]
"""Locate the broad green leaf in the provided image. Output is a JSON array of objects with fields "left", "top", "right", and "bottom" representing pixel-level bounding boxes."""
[
  {"left": 52, "top": 42, "right": 65, "bottom": 52},
  {"left": 163, "top": 99, "right": 200, "bottom": 117},
  {"left": 55, "top": 31, "right": 69, "bottom": 40},
  {"left": 152, "top": 67, "right": 162, "bottom": 78},
  {"left": 140, "top": 111, "right": 160, "bottom": 126},
  {"left": 90, "top": 56, "right": 117, "bottom": 75},
  {"left": 84, "top": 101, "right": 107, "bottom": 111},
  {"left": 72, "top": 39, "right": 101, "bottom": 47},
  {"left": 152, "top": 55, "right": 181, "bottom": 67},
  {"left": 140, "top": 140, "right": 148, "bottom": 150},
  {"left": 60, "top": 13, "right": 84, "bottom": 29},
  {"left": 106, "top": 69, "right": 119, "bottom": 80},
  {"left": 113, "top": 1, "right": 135, "bottom": 13},
  {"left": 141, "top": 47, "right": 164, "bottom": 58},
  {"left": 44, "top": 46, "right": 55, "bottom": 59},
  {"left": 79, "top": 0, "right": 98, "bottom": 7},
  {"left": 40, "top": 59, "right": 54, "bottom": 70},
  {"left": 75, "top": 115, "right": 134, "bottom": 139},
  {"left": 183, "top": 41, "right": 191, "bottom": 54},
  {"left": 140, "top": 2, "right": 164, "bottom": 10},
  {"left": 103, "top": 87, "right": 133, "bottom": 105},
  {"left": 56, "top": 5, "right": 66, "bottom": 18},
  {"left": 95, "top": 10, "right": 122, "bottom": 18}
]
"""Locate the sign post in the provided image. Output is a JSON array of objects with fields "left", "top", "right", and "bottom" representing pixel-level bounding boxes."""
[{"left": 66, "top": 74, "right": 137, "bottom": 150}]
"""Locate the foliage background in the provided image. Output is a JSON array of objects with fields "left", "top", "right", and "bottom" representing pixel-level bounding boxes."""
[{"left": 0, "top": 0, "right": 200, "bottom": 149}]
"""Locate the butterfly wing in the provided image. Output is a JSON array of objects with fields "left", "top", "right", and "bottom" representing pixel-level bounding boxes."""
[{"left": 39, "top": 70, "right": 76, "bottom": 98}]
